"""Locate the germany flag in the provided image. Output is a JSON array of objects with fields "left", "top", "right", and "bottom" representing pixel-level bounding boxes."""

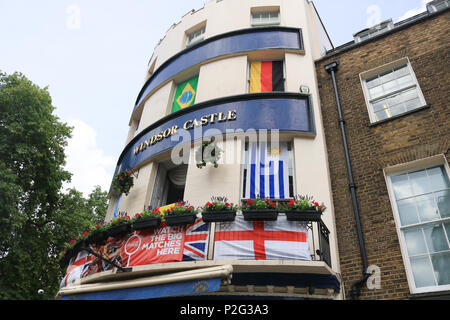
[{"left": 249, "top": 61, "right": 284, "bottom": 93}]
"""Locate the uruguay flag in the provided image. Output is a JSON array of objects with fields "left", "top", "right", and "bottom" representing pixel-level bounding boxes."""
[{"left": 244, "top": 141, "right": 290, "bottom": 199}]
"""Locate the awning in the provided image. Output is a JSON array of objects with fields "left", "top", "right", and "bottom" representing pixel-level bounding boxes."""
[{"left": 58, "top": 265, "right": 233, "bottom": 300}]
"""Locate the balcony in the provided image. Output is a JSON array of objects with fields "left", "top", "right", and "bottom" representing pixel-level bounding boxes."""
[{"left": 58, "top": 211, "right": 339, "bottom": 300}]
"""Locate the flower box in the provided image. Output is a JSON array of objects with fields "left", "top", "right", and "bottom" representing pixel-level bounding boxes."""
[
  {"left": 202, "top": 211, "right": 236, "bottom": 223},
  {"left": 107, "top": 223, "right": 131, "bottom": 237},
  {"left": 285, "top": 210, "right": 322, "bottom": 222},
  {"left": 132, "top": 217, "right": 161, "bottom": 231},
  {"left": 165, "top": 213, "right": 197, "bottom": 226},
  {"left": 242, "top": 210, "right": 278, "bottom": 221},
  {"left": 86, "top": 230, "right": 108, "bottom": 244}
]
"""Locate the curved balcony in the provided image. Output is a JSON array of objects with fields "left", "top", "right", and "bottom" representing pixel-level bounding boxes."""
[
  {"left": 116, "top": 92, "right": 315, "bottom": 174},
  {"left": 57, "top": 213, "right": 338, "bottom": 300},
  {"left": 132, "top": 26, "right": 304, "bottom": 117}
]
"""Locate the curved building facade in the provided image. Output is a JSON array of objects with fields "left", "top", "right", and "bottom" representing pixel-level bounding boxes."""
[{"left": 59, "top": 0, "right": 343, "bottom": 300}]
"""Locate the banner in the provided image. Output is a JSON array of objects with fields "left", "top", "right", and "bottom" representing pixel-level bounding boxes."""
[
  {"left": 61, "top": 218, "right": 209, "bottom": 287},
  {"left": 213, "top": 214, "right": 311, "bottom": 261}
]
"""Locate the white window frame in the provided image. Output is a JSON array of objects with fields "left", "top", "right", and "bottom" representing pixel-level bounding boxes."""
[
  {"left": 360, "top": 57, "right": 426, "bottom": 124},
  {"left": 384, "top": 155, "right": 450, "bottom": 294},
  {"left": 185, "top": 25, "right": 206, "bottom": 48},
  {"left": 251, "top": 7, "right": 280, "bottom": 27},
  {"left": 427, "top": 0, "right": 450, "bottom": 12},
  {"left": 354, "top": 20, "right": 394, "bottom": 43}
]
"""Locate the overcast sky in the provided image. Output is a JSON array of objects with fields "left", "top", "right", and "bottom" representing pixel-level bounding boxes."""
[{"left": 0, "top": 0, "right": 430, "bottom": 196}]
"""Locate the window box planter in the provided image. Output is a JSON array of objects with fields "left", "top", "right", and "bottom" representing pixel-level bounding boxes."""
[
  {"left": 202, "top": 211, "right": 236, "bottom": 223},
  {"left": 86, "top": 231, "right": 108, "bottom": 245},
  {"left": 132, "top": 217, "right": 162, "bottom": 231},
  {"left": 285, "top": 210, "right": 322, "bottom": 222},
  {"left": 107, "top": 223, "right": 131, "bottom": 237},
  {"left": 242, "top": 210, "right": 278, "bottom": 221},
  {"left": 165, "top": 213, "right": 197, "bottom": 226}
]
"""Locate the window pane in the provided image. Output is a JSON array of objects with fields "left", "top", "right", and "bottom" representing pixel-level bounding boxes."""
[
  {"left": 416, "top": 194, "right": 440, "bottom": 222},
  {"left": 391, "top": 174, "right": 413, "bottom": 199},
  {"left": 389, "top": 103, "right": 407, "bottom": 117},
  {"left": 445, "top": 222, "right": 450, "bottom": 242},
  {"left": 409, "top": 170, "right": 431, "bottom": 195},
  {"left": 366, "top": 76, "right": 381, "bottom": 89},
  {"left": 382, "top": 79, "right": 399, "bottom": 95},
  {"left": 431, "top": 252, "right": 450, "bottom": 285},
  {"left": 410, "top": 256, "right": 436, "bottom": 288},
  {"left": 423, "top": 223, "right": 449, "bottom": 253},
  {"left": 405, "top": 98, "right": 422, "bottom": 112},
  {"left": 436, "top": 190, "right": 450, "bottom": 218},
  {"left": 397, "top": 74, "right": 414, "bottom": 88},
  {"left": 369, "top": 85, "right": 383, "bottom": 99},
  {"left": 397, "top": 198, "right": 419, "bottom": 226},
  {"left": 379, "top": 69, "right": 395, "bottom": 84},
  {"left": 372, "top": 100, "right": 388, "bottom": 112},
  {"left": 374, "top": 109, "right": 390, "bottom": 121},
  {"left": 428, "top": 166, "right": 450, "bottom": 191},
  {"left": 394, "top": 65, "right": 409, "bottom": 78},
  {"left": 404, "top": 227, "right": 428, "bottom": 256}
]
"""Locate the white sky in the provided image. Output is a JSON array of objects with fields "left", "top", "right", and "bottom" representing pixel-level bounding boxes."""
[{"left": 0, "top": 0, "right": 430, "bottom": 196}]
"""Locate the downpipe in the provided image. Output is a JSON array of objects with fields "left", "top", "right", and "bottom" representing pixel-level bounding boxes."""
[{"left": 324, "top": 61, "right": 370, "bottom": 300}]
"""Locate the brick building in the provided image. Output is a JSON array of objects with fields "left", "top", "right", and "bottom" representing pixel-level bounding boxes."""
[{"left": 315, "top": 3, "right": 450, "bottom": 299}]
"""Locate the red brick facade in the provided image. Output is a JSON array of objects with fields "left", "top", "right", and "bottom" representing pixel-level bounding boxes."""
[{"left": 315, "top": 9, "right": 450, "bottom": 299}]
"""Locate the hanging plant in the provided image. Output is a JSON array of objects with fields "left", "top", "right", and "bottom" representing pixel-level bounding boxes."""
[
  {"left": 195, "top": 140, "right": 223, "bottom": 169},
  {"left": 112, "top": 170, "right": 134, "bottom": 195}
]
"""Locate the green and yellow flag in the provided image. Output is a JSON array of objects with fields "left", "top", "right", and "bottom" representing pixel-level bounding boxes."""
[{"left": 171, "top": 75, "right": 199, "bottom": 113}]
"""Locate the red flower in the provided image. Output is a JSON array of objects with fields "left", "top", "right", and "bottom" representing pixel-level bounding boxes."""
[
  {"left": 126, "top": 170, "right": 131, "bottom": 175},
  {"left": 225, "top": 202, "right": 230, "bottom": 207},
  {"left": 314, "top": 202, "right": 319, "bottom": 207}
]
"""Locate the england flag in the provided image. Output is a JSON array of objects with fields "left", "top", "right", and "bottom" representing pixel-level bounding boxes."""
[{"left": 213, "top": 214, "right": 311, "bottom": 261}]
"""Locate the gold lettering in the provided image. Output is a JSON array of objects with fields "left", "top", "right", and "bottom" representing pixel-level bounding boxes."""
[
  {"left": 183, "top": 120, "right": 193, "bottom": 130},
  {"left": 171, "top": 125, "right": 179, "bottom": 135},
  {"left": 200, "top": 115, "right": 209, "bottom": 125},
  {"left": 163, "top": 128, "right": 172, "bottom": 138},
  {"left": 218, "top": 112, "right": 227, "bottom": 122},
  {"left": 134, "top": 146, "right": 140, "bottom": 155},
  {"left": 227, "top": 110, "right": 237, "bottom": 120},
  {"left": 150, "top": 135, "right": 158, "bottom": 145},
  {"left": 192, "top": 119, "right": 201, "bottom": 127},
  {"left": 156, "top": 132, "right": 163, "bottom": 141},
  {"left": 209, "top": 113, "right": 217, "bottom": 123}
]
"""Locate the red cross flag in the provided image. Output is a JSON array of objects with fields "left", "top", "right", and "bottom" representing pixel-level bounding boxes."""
[{"left": 213, "top": 214, "right": 311, "bottom": 260}]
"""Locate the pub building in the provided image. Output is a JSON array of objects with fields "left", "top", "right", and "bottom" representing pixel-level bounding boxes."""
[{"left": 57, "top": 0, "right": 450, "bottom": 300}]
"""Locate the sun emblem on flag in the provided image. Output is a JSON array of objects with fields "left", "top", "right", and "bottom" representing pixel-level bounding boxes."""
[
  {"left": 177, "top": 83, "right": 196, "bottom": 109},
  {"left": 269, "top": 147, "right": 282, "bottom": 156}
]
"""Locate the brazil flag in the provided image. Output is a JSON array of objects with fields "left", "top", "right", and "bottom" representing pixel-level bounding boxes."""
[{"left": 171, "top": 75, "right": 198, "bottom": 113}]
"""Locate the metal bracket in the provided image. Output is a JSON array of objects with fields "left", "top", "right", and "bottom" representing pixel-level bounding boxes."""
[{"left": 81, "top": 245, "right": 132, "bottom": 273}]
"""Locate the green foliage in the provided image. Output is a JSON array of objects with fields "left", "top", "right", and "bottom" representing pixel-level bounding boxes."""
[
  {"left": 0, "top": 72, "right": 108, "bottom": 299},
  {"left": 133, "top": 208, "right": 162, "bottom": 221},
  {"left": 112, "top": 170, "right": 134, "bottom": 195},
  {"left": 195, "top": 140, "right": 222, "bottom": 169},
  {"left": 241, "top": 198, "right": 281, "bottom": 211}
]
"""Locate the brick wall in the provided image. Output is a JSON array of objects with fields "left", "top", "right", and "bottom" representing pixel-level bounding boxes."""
[{"left": 315, "top": 10, "right": 450, "bottom": 299}]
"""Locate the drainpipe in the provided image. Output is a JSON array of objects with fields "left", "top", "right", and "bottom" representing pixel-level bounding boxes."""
[{"left": 324, "top": 61, "right": 370, "bottom": 300}]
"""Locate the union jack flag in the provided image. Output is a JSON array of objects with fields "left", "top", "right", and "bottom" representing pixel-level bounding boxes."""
[{"left": 182, "top": 218, "right": 209, "bottom": 261}]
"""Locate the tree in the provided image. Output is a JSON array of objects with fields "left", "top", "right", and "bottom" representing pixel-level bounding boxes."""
[{"left": 0, "top": 71, "right": 108, "bottom": 299}]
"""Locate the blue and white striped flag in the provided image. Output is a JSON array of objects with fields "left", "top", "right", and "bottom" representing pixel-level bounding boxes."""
[{"left": 244, "top": 141, "right": 290, "bottom": 199}]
